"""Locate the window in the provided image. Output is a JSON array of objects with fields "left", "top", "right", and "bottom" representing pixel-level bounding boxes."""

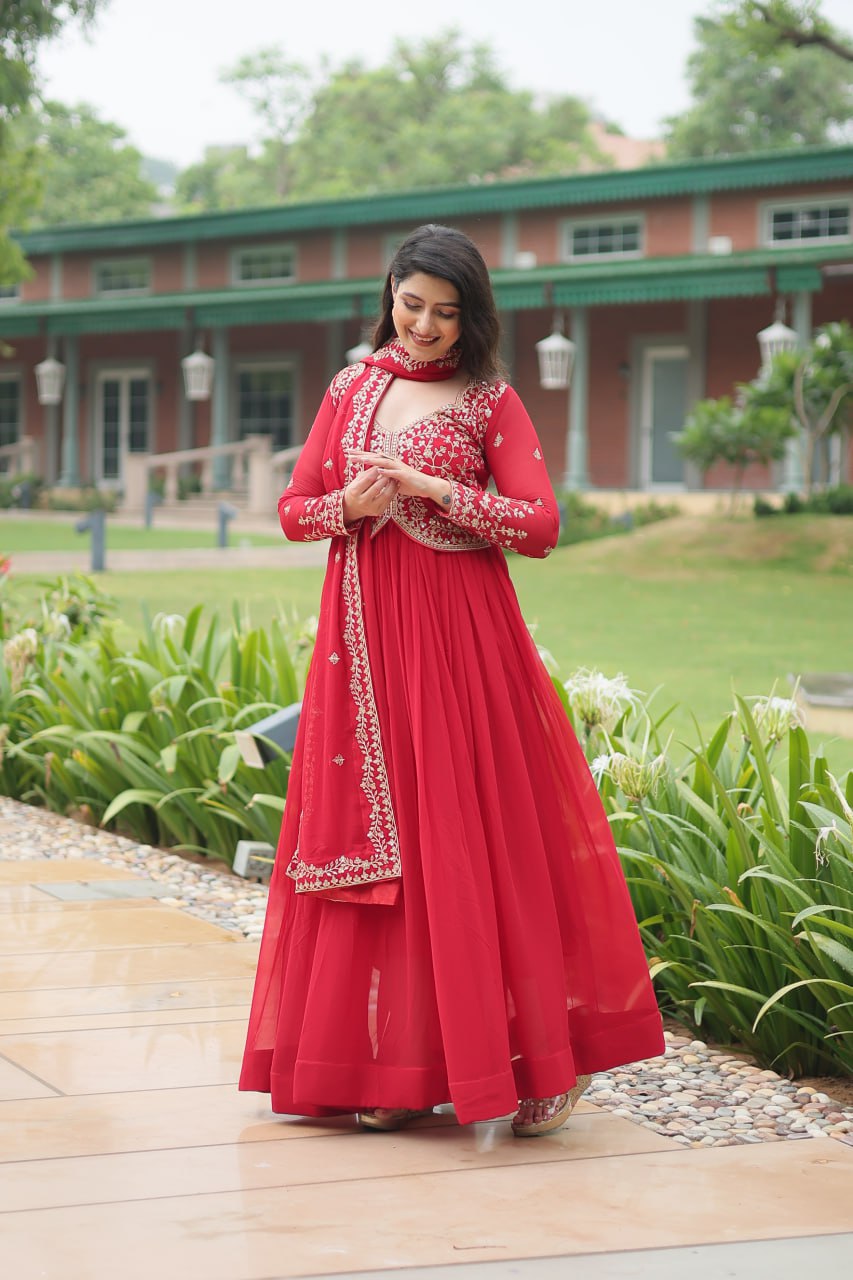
[
  {"left": 0, "top": 284, "right": 20, "bottom": 303},
  {"left": 94, "top": 258, "right": 150, "bottom": 295},
  {"left": 236, "top": 364, "right": 293, "bottom": 450},
  {"left": 767, "top": 200, "right": 851, "bottom": 246},
  {"left": 233, "top": 245, "right": 296, "bottom": 285},
  {"left": 0, "top": 377, "right": 21, "bottom": 457},
  {"left": 562, "top": 218, "right": 643, "bottom": 260}
]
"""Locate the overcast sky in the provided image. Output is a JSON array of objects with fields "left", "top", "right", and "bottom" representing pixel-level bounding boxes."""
[{"left": 36, "top": 0, "right": 853, "bottom": 167}]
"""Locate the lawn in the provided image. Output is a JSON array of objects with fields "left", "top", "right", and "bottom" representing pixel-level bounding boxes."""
[
  {"left": 0, "top": 518, "right": 281, "bottom": 552},
  {"left": 7, "top": 512, "right": 853, "bottom": 773}
]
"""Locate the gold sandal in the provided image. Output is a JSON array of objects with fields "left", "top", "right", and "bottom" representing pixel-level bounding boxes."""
[
  {"left": 358, "top": 1107, "right": 434, "bottom": 1132},
  {"left": 511, "top": 1074, "right": 592, "bottom": 1138}
]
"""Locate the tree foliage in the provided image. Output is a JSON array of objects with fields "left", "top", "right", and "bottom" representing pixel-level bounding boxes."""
[
  {"left": 750, "top": 321, "right": 853, "bottom": 492},
  {"left": 177, "top": 31, "right": 611, "bottom": 213},
  {"left": 0, "top": 1, "right": 107, "bottom": 279},
  {"left": 719, "top": 1, "right": 853, "bottom": 62},
  {"left": 665, "top": 4, "right": 853, "bottom": 157},
  {"left": 11, "top": 100, "right": 157, "bottom": 227},
  {"left": 675, "top": 391, "right": 794, "bottom": 506}
]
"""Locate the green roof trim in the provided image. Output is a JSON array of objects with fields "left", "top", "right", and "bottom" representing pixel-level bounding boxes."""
[
  {"left": 14, "top": 145, "right": 853, "bottom": 255},
  {"left": 0, "top": 243, "right": 849, "bottom": 338},
  {"left": 775, "top": 264, "right": 824, "bottom": 292}
]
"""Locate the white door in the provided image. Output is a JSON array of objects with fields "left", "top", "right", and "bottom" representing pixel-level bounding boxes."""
[
  {"left": 95, "top": 370, "right": 151, "bottom": 487},
  {"left": 640, "top": 346, "right": 688, "bottom": 488}
]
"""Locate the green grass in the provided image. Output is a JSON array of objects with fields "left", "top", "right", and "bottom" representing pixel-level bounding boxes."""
[
  {"left": 0, "top": 519, "right": 281, "bottom": 552},
  {"left": 8, "top": 513, "right": 853, "bottom": 773}
]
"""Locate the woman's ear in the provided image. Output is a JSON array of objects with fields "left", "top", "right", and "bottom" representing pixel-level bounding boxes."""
[{"left": 390, "top": 275, "right": 397, "bottom": 297}]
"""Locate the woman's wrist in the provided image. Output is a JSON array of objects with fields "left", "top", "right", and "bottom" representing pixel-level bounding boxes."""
[{"left": 429, "top": 478, "right": 453, "bottom": 510}]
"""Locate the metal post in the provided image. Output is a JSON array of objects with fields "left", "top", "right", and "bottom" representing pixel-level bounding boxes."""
[
  {"left": 145, "top": 490, "right": 162, "bottom": 528},
  {"left": 75, "top": 508, "right": 106, "bottom": 572},
  {"left": 218, "top": 501, "right": 237, "bottom": 548}
]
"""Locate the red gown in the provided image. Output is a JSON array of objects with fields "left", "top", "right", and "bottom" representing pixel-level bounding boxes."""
[{"left": 239, "top": 342, "right": 664, "bottom": 1124}]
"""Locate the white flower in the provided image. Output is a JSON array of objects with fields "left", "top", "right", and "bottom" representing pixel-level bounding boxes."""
[
  {"left": 3, "top": 628, "right": 39, "bottom": 690},
  {"left": 815, "top": 822, "right": 840, "bottom": 868},
  {"left": 608, "top": 751, "right": 668, "bottom": 804},
  {"left": 153, "top": 613, "right": 185, "bottom": 641},
  {"left": 564, "top": 668, "right": 638, "bottom": 732},
  {"left": 752, "top": 696, "right": 804, "bottom": 743},
  {"left": 42, "top": 611, "right": 72, "bottom": 640},
  {"left": 590, "top": 754, "right": 613, "bottom": 785}
]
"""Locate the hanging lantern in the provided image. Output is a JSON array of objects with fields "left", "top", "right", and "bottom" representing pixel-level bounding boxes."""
[
  {"left": 34, "top": 356, "right": 66, "bottom": 405},
  {"left": 757, "top": 319, "right": 798, "bottom": 373},
  {"left": 181, "top": 348, "right": 215, "bottom": 400},
  {"left": 346, "top": 341, "right": 373, "bottom": 364},
  {"left": 536, "top": 328, "right": 576, "bottom": 390}
]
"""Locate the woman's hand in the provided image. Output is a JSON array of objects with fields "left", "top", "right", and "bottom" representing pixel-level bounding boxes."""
[
  {"left": 342, "top": 465, "right": 399, "bottom": 524},
  {"left": 346, "top": 451, "right": 452, "bottom": 509}
]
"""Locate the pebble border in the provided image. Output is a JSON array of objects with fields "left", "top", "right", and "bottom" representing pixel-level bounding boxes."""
[{"left": 3, "top": 797, "right": 852, "bottom": 1149}]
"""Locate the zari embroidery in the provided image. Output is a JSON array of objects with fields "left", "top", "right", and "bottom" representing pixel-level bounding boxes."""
[{"left": 296, "top": 490, "right": 347, "bottom": 540}]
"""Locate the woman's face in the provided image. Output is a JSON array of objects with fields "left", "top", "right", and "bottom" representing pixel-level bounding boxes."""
[{"left": 391, "top": 272, "right": 461, "bottom": 363}]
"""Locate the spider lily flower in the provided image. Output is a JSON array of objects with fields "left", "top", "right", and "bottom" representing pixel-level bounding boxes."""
[
  {"left": 607, "top": 750, "right": 668, "bottom": 803},
  {"left": 153, "top": 613, "right": 186, "bottom": 642},
  {"left": 3, "top": 628, "right": 38, "bottom": 690},
  {"left": 563, "top": 668, "right": 638, "bottom": 733},
  {"left": 752, "top": 696, "right": 804, "bottom": 743}
]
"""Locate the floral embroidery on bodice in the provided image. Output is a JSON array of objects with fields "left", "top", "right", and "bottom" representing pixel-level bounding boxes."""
[{"left": 368, "top": 381, "right": 508, "bottom": 551}]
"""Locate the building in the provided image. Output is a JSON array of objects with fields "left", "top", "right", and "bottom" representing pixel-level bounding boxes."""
[{"left": 1, "top": 143, "right": 851, "bottom": 498}]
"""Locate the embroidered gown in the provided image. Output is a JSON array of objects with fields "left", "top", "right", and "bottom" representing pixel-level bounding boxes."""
[{"left": 239, "top": 342, "right": 664, "bottom": 1124}]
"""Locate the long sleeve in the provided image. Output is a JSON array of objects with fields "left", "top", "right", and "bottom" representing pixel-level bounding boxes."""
[
  {"left": 441, "top": 386, "right": 560, "bottom": 559},
  {"left": 277, "top": 387, "right": 353, "bottom": 542}
]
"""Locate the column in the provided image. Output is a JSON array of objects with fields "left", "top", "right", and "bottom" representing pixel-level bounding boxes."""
[
  {"left": 177, "top": 324, "right": 193, "bottom": 452},
  {"left": 211, "top": 327, "right": 230, "bottom": 489},
  {"left": 58, "top": 335, "right": 80, "bottom": 487},
  {"left": 782, "top": 290, "right": 812, "bottom": 492},
  {"left": 565, "top": 306, "right": 589, "bottom": 490},
  {"left": 685, "top": 300, "right": 707, "bottom": 489}
]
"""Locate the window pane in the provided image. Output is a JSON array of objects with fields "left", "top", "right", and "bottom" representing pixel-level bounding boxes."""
[
  {"left": 237, "top": 367, "right": 293, "bottom": 450},
  {"left": 95, "top": 260, "right": 150, "bottom": 293},
  {"left": 236, "top": 247, "right": 295, "bottom": 283},
  {"left": 770, "top": 203, "right": 850, "bottom": 243},
  {"left": 569, "top": 221, "right": 640, "bottom": 258},
  {"left": 128, "top": 379, "right": 149, "bottom": 453},
  {"left": 0, "top": 379, "right": 20, "bottom": 449}
]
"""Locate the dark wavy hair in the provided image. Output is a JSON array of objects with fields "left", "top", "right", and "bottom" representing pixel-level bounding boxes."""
[{"left": 372, "top": 224, "right": 503, "bottom": 382}]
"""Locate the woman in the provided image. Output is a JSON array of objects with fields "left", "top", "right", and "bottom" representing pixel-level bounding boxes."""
[{"left": 239, "top": 224, "right": 664, "bottom": 1136}]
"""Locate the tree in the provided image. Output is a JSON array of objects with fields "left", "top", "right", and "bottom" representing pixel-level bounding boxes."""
[
  {"left": 12, "top": 100, "right": 157, "bottom": 227},
  {"left": 0, "top": 2, "right": 106, "bottom": 279},
  {"left": 675, "top": 391, "right": 795, "bottom": 508},
  {"left": 177, "top": 30, "right": 611, "bottom": 212},
  {"left": 750, "top": 322, "right": 853, "bottom": 493},
  {"left": 719, "top": 1, "right": 853, "bottom": 63},
  {"left": 665, "top": 7, "right": 853, "bottom": 157}
]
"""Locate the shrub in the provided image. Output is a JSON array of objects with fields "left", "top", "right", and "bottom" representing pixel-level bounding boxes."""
[
  {"left": 0, "top": 472, "right": 44, "bottom": 510},
  {"left": 45, "top": 487, "right": 118, "bottom": 512},
  {"left": 0, "top": 579, "right": 314, "bottom": 862},
  {"left": 562, "top": 670, "right": 853, "bottom": 1078}
]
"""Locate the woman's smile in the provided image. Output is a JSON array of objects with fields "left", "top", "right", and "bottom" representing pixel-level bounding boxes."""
[{"left": 391, "top": 271, "right": 461, "bottom": 362}]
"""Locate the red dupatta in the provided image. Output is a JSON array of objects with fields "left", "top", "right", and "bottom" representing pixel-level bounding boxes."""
[{"left": 279, "top": 341, "right": 461, "bottom": 903}]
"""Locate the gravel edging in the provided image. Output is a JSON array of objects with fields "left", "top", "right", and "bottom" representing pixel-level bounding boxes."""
[{"left": 2, "top": 796, "right": 852, "bottom": 1148}]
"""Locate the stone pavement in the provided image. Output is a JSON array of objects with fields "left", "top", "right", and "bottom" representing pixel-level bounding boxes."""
[{"left": 1, "top": 807, "right": 853, "bottom": 1279}]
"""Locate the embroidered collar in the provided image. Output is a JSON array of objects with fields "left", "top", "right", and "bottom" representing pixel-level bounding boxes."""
[{"left": 362, "top": 339, "right": 462, "bottom": 381}]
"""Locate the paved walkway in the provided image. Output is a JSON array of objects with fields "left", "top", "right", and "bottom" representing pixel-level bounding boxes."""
[{"left": 2, "top": 825, "right": 852, "bottom": 1278}]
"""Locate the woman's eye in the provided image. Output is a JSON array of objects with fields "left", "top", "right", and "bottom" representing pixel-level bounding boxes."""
[{"left": 437, "top": 312, "right": 458, "bottom": 321}]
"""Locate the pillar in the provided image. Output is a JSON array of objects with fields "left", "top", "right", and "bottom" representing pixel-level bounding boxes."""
[
  {"left": 565, "top": 307, "right": 589, "bottom": 489},
  {"left": 58, "top": 335, "right": 80, "bottom": 487},
  {"left": 211, "top": 327, "right": 230, "bottom": 489},
  {"left": 782, "top": 290, "right": 812, "bottom": 492}
]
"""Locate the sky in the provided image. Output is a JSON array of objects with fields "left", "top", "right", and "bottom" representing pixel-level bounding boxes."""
[{"left": 36, "top": 0, "right": 853, "bottom": 168}]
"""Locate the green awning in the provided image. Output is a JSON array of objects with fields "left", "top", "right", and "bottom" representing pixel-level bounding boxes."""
[
  {"left": 553, "top": 268, "right": 770, "bottom": 307},
  {"left": 46, "top": 306, "right": 187, "bottom": 336},
  {"left": 775, "top": 264, "right": 824, "bottom": 292}
]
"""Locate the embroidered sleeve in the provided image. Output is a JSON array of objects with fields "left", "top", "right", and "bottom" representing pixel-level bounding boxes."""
[
  {"left": 278, "top": 385, "right": 357, "bottom": 542},
  {"left": 441, "top": 386, "right": 559, "bottom": 559}
]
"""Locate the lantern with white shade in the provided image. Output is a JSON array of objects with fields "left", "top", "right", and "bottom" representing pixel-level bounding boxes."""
[
  {"left": 757, "top": 318, "right": 798, "bottom": 373},
  {"left": 346, "top": 341, "right": 373, "bottom": 364},
  {"left": 536, "top": 327, "right": 576, "bottom": 390},
  {"left": 34, "top": 356, "right": 66, "bottom": 405},
  {"left": 181, "top": 349, "right": 215, "bottom": 401}
]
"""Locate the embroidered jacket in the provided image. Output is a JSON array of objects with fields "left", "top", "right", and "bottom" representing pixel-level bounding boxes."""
[{"left": 274, "top": 353, "right": 559, "bottom": 896}]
